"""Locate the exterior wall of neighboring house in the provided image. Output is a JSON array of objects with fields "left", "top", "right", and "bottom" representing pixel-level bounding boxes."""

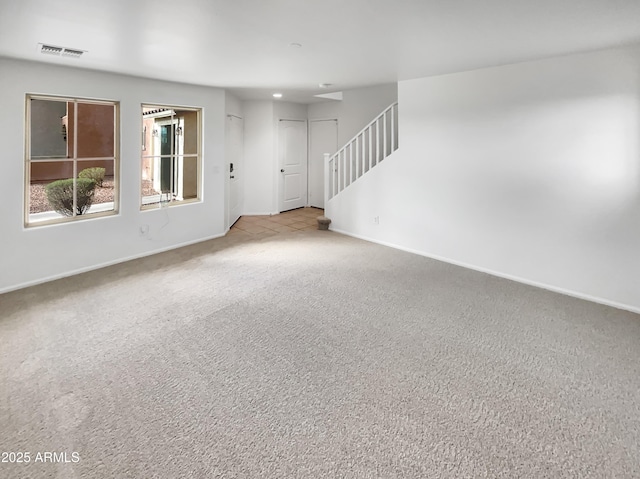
[
  {"left": 30, "top": 99, "right": 67, "bottom": 158},
  {"left": 142, "top": 117, "right": 155, "bottom": 180},
  {"left": 31, "top": 101, "right": 115, "bottom": 182},
  {"left": 67, "top": 102, "right": 115, "bottom": 161},
  {"left": 182, "top": 110, "right": 199, "bottom": 199}
]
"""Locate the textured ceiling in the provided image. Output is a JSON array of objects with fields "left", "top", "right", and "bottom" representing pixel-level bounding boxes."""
[{"left": 1, "top": 0, "right": 639, "bottom": 102}]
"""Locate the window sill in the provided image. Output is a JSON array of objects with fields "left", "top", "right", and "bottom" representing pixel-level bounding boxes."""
[
  {"left": 26, "top": 202, "right": 117, "bottom": 227},
  {"left": 140, "top": 196, "right": 201, "bottom": 211}
]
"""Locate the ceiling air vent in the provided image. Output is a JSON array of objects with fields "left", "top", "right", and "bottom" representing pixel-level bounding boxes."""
[
  {"left": 61, "top": 48, "right": 84, "bottom": 58},
  {"left": 39, "top": 43, "right": 86, "bottom": 59},
  {"left": 40, "top": 44, "right": 63, "bottom": 55}
]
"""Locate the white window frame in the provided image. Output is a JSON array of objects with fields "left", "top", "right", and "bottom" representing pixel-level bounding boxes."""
[
  {"left": 25, "top": 94, "right": 120, "bottom": 227},
  {"left": 141, "top": 104, "right": 202, "bottom": 210}
]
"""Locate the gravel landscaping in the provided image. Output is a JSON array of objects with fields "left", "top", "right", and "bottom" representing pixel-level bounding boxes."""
[{"left": 29, "top": 177, "right": 159, "bottom": 214}]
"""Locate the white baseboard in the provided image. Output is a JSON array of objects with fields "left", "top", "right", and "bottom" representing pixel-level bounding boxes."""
[
  {"left": 0, "top": 232, "right": 227, "bottom": 295},
  {"left": 329, "top": 227, "right": 640, "bottom": 315},
  {"left": 241, "top": 211, "right": 280, "bottom": 216}
]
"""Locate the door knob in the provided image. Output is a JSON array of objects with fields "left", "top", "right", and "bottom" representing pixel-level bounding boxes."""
[
  {"left": 280, "top": 169, "right": 285, "bottom": 173},
  {"left": 230, "top": 175, "right": 235, "bottom": 179}
]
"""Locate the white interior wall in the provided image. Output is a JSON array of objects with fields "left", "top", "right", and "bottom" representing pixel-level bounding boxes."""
[
  {"left": 308, "top": 83, "right": 398, "bottom": 147},
  {"left": 242, "top": 100, "right": 276, "bottom": 215},
  {"left": 0, "top": 58, "right": 226, "bottom": 293},
  {"left": 225, "top": 91, "right": 243, "bottom": 119},
  {"left": 327, "top": 46, "right": 640, "bottom": 312},
  {"left": 274, "top": 101, "right": 307, "bottom": 121},
  {"left": 240, "top": 88, "right": 399, "bottom": 216}
]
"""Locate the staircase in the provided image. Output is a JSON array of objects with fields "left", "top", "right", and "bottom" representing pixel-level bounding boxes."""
[{"left": 324, "top": 102, "right": 398, "bottom": 201}]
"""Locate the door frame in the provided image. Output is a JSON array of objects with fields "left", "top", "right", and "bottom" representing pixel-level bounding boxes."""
[
  {"left": 277, "top": 118, "right": 308, "bottom": 213},
  {"left": 226, "top": 114, "right": 244, "bottom": 230}
]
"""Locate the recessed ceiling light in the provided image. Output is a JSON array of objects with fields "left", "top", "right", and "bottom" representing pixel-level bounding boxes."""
[
  {"left": 273, "top": 93, "right": 283, "bottom": 98},
  {"left": 289, "top": 43, "right": 302, "bottom": 48}
]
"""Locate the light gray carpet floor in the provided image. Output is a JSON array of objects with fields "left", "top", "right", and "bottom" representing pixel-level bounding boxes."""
[{"left": 1, "top": 230, "right": 639, "bottom": 478}]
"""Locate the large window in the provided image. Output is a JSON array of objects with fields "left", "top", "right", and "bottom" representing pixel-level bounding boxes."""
[
  {"left": 141, "top": 105, "right": 201, "bottom": 209},
  {"left": 26, "top": 95, "right": 119, "bottom": 226}
]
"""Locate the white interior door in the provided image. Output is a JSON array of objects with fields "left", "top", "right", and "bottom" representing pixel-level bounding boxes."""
[
  {"left": 308, "top": 119, "right": 338, "bottom": 209},
  {"left": 279, "top": 120, "right": 307, "bottom": 212},
  {"left": 227, "top": 115, "right": 244, "bottom": 226}
]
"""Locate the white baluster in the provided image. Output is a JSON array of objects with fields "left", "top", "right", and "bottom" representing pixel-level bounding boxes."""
[
  {"left": 375, "top": 118, "right": 380, "bottom": 166},
  {"left": 391, "top": 106, "right": 395, "bottom": 153},
  {"left": 368, "top": 126, "right": 372, "bottom": 172},
  {"left": 341, "top": 149, "right": 346, "bottom": 191},
  {"left": 347, "top": 143, "right": 351, "bottom": 184},
  {"left": 335, "top": 156, "right": 339, "bottom": 196},
  {"left": 324, "top": 153, "right": 331, "bottom": 201},
  {"left": 355, "top": 135, "right": 360, "bottom": 180},
  {"left": 383, "top": 110, "right": 388, "bottom": 159}
]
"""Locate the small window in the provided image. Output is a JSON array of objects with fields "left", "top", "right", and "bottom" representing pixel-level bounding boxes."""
[
  {"left": 141, "top": 105, "right": 201, "bottom": 209},
  {"left": 26, "top": 95, "right": 119, "bottom": 226}
]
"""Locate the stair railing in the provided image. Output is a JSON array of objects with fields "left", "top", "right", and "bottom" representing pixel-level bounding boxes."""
[{"left": 324, "top": 102, "right": 398, "bottom": 201}]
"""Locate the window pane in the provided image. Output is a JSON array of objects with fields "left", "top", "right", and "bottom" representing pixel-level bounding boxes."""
[
  {"left": 141, "top": 156, "right": 162, "bottom": 207},
  {"left": 142, "top": 107, "right": 174, "bottom": 158},
  {"left": 75, "top": 102, "right": 115, "bottom": 158},
  {"left": 29, "top": 161, "right": 73, "bottom": 221},
  {"left": 175, "top": 109, "right": 199, "bottom": 155},
  {"left": 181, "top": 156, "right": 199, "bottom": 200},
  {"left": 30, "top": 99, "right": 69, "bottom": 159},
  {"left": 141, "top": 105, "right": 200, "bottom": 209},
  {"left": 78, "top": 160, "right": 115, "bottom": 215},
  {"left": 160, "top": 155, "right": 173, "bottom": 193},
  {"left": 141, "top": 156, "right": 170, "bottom": 206},
  {"left": 159, "top": 123, "right": 174, "bottom": 156}
]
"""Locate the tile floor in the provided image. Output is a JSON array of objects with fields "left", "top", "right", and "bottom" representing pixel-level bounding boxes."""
[{"left": 228, "top": 207, "right": 324, "bottom": 239}]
